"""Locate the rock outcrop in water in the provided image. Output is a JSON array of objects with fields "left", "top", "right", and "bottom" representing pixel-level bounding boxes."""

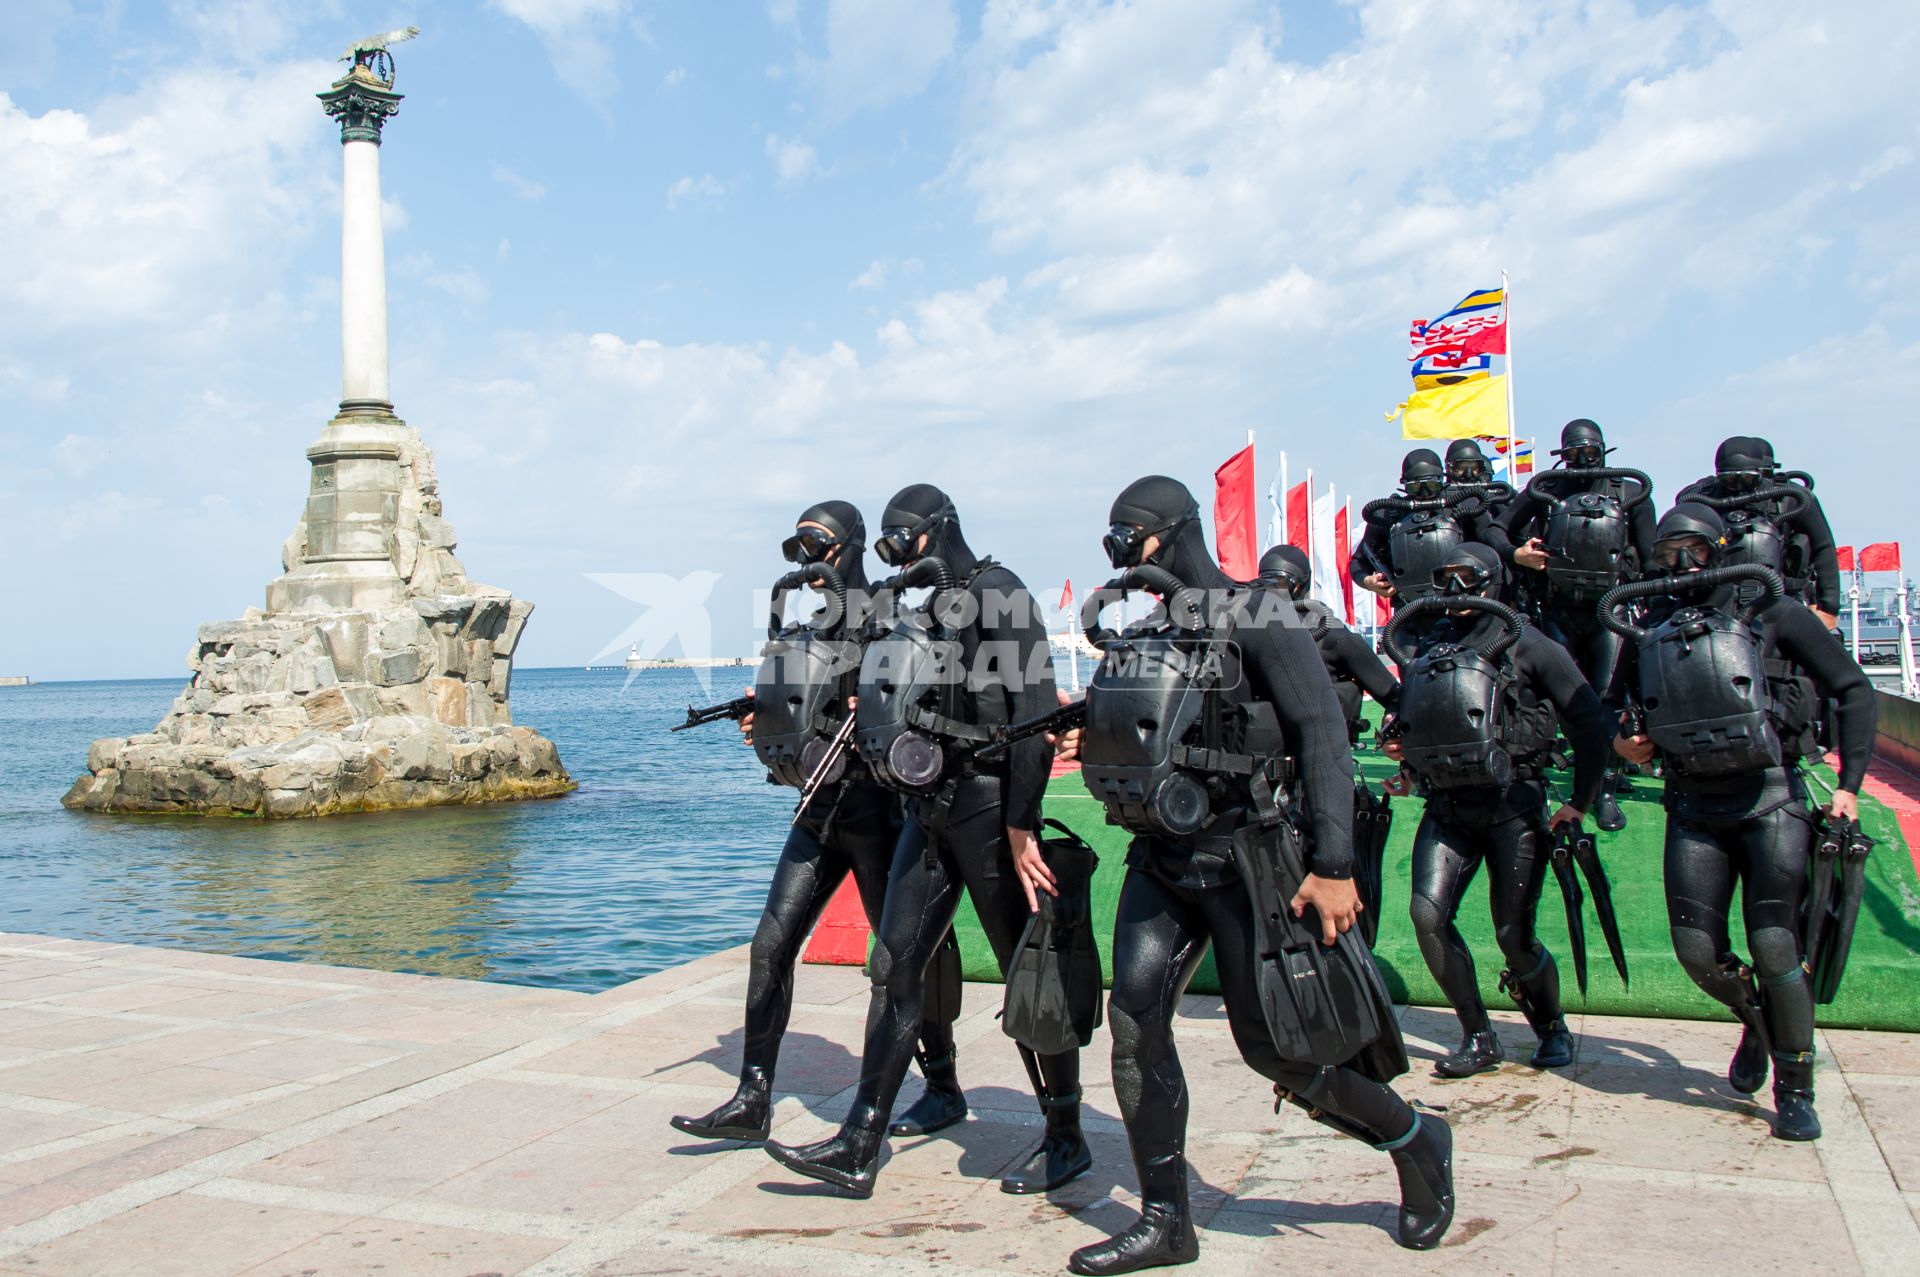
[{"left": 62, "top": 417, "right": 574, "bottom": 818}]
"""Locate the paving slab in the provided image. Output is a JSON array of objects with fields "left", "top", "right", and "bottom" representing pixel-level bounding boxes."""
[{"left": 2, "top": 930, "right": 1917, "bottom": 1276}]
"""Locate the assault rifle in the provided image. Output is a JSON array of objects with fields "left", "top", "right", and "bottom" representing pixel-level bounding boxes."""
[
  {"left": 670, "top": 695, "right": 754, "bottom": 732},
  {"left": 977, "top": 698, "right": 1088, "bottom": 764},
  {"left": 791, "top": 714, "right": 858, "bottom": 826}
]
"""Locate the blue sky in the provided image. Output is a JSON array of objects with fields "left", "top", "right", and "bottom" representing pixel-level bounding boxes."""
[{"left": 2, "top": 0, "right": 1916, "bottom": 679}]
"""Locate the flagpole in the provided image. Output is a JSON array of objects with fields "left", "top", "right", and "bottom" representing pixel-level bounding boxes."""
[
  {"left": 1849, "top": 570, "right": 1862, "bottom": 660},
  {"left": 1502, "top": 268, "right": 1517, "bottom": 474},
  {"left": 1068, "top": 596, "right": 1082, "bottom": 693}
]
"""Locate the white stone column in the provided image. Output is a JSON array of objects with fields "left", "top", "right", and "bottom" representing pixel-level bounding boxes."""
[
  {"left": 318, "top": 64, "right": 401, "bottom": 417},
  {"left": 269, "top": 64, "right": 410, "bottom": 614},
  {"left": 340, "top": 135, "right": 390, "bottom": 408}
]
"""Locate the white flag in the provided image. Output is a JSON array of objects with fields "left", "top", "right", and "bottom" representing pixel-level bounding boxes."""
[
  {"left": 1266, "top": 456, "right": 1287, "bottom": 554},
  {"left": 1309, "top": 484, "right": 1341, "bottom": 615}
]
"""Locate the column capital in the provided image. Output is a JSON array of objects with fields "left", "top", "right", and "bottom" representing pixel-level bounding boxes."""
[{"left": 318, "top": 65, "right": 403, "bottom": 145}]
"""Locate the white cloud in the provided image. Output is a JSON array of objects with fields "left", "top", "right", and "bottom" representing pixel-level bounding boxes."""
[
  {"left": 489, "top": 0, "right": 630, "bottom": 110},
  {"left": 953, "top": 0, "right": 1916, "bottom": 340},
  {"left": 170, "top": 0, "right": 305, "bottom": 60},
  {"left": 1, "top": 358, "right": 70, "bottom": 403},
  {"left": 802, "top": 0, "right": 958, "bottom": 120},
  {"left": 381, "top": 194, "right": 407, "bottom": 233},
  {"left": 0, "top": 62, "right": 333, "bottom": 334},
  {"left": 766, "top": 133, "right": 818, "bottom": 183},
  {"left": 849, "top": 256, "right": 922, "bottom": 291},
  {"left": 491, "top": 163, "right": 547, "bottom": 200},
  {"left": 51, "top": 432, "right": 101, "bottom": 477},
  {"left": 666, "top": 173, "right": 728, "bottom": 210},
  {"left": 662, "top": 66, "right": 688, "bottom": 89}
]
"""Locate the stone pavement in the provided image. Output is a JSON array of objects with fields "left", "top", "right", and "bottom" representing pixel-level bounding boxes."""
[{"left": 1, "top": 933, "right": 1915, "bottom": 1276}]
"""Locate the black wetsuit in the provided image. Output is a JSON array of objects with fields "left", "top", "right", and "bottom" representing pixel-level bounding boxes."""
[
  {"left": 678, "top": 553, "right": 964, "bottom": 1141},
  {"left": 804, "top": 517, "right": 1073, "bottom": 1184},
  {"left": 1350, "top": 488, "right": 1506, "bottom": 600},
  {"left": 1487, "top": 468, "right": 1657, "bottom": 709},
  {"left": 1108, "top": 537, "right": 1423, "bottom": 1220},
  {"left": 1403, "top": 617, "right": 1610, "bottom": 1039},
  {"left": 1652, "top": 590, "right": 1873, "bottom": 1073},
  {"left": 1307, "top": 606, "right": 1399, "bottom": 741}
]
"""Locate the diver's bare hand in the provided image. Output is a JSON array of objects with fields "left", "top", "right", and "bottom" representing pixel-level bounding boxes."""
[
  {"left": 1009, "top": 826, "right": 1057, "bottom": 913},
  {"left": 1827, "top": 790, "right": 1859, "bottom": 823},
  {"left": 1291, "top": 874, "right": 1360, "bottom": 946},
  {"left": 1048, "top": 688, "right": 1082, "bottom": 761},
  {"left": 1614, "top": 733, "right": 1654, "bottom": 765},
  {"left": 1514, "top": 538, "right": 1551, "bottom": 571},
  {"left": 737, "top": 687, "right": 755, "bottom": 746}
]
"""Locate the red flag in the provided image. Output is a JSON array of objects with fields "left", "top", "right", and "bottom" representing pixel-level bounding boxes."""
[
  {"left": 1836, "top": 546, "right": 1854, "bottom": 572},
  {"left": 1059, "top": 579, "right": 1073, "bottom": 610},
  {"left": 1861, "top": 543, "right": 1902, "bottom": 572},
  {"left": 1213, "top": 445, "right": 1258, "bottom": 580},
  {"left": 1285, "top": 481, "right": 1310, "bottom": 552},
  {"left": 1334, "top": 506, "right": 1355, "bottom": 624}
]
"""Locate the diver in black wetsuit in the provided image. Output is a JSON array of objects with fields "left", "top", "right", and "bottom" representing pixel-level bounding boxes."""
[
  {"left": 1487, "top": 418, "right": 1655, "bottom": 832},
  {"left": 671, "top": 504, "right": 968, "bottom": 1144},
  {"left": 1384, "top": 544, "right": 1610, "bottom": 1078},
  {"left": 1255, "top": 543, "right": 1399, "bottom": 740},
  {"left": 1067, "top": 477, "right": 1453, "bottom": 1274},
  {"left": 1676, "top": 436, "right": 1843, "bottom": 622},
  {"left": 764, "top": 485, "right": 1086, "bottom": 1199},
  {"left": 1607, "top": 502, "right": 1874, "bottom": 1141},
  {"left": 1353, "top": 448, "right": 1507, "bottom": 604}
]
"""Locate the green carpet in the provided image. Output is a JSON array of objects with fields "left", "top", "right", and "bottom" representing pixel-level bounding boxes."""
[{"left": 948, "top": 738, "right": 1920, "bottom": 1032}]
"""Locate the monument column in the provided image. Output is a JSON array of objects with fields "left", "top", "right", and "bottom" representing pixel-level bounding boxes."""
[
  {"left": 266, "top": 63, "right": 408, "bottom": 614},
  {"left": 330, "top": 66, "right": 398, "bottom": 416}
]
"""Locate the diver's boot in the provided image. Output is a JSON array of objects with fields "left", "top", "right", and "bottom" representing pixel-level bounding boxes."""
[
  {"left": 889, "top": 1048, "right": 967, "bottom": 1137},
  {"left": 1504, "top": 958, "right": 1573, "bottom": 1070},
  {"left": 1729, "top": 1025, "right": 1770, "bottom": 1095},
  {"left": 1771, "top": 1051, "right": 1822, "bottom": 1142},
  {"left": 1594, "top": 789, "right": 1626, "bottom": 833},
  {"left": 1067, "top": 1154, "right": 1198, "bottom": 1275},
  {"left": 765, "top": 1110, "right": 885, "bottom": 1198},
  {"left": 671, "top": 1066, "right": 772, "bottom": 1141},
  {"left": 1529, "top": 1020, "right": 1574, "bottom": 1069},
  {"left": 1382, "top": 1113, "right": 1455, "bottom": 1250},
  {"left": 1434, "top": 1029, "right": 1504, "bottom": 1079},
  {"left": 1002, "top": 1088, "right": 1092, "bottom": 1195},
  {"left": 1720, "top": 956, "right": 1771, "bottom": 1094}
]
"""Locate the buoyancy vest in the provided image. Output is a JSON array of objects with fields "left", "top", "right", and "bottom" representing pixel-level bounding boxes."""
[
  {"left": 1362, "top": 497, "right": 1464, "bottom": 602},
  {"left": 1529, "top": 467, "right": 1653, "bottom": 603},
  {"left": 1077, "top": 568, "right": 1288, "bottom": 837},
  {"left": 1599, "top": 565, "right": 1805, "bottom": 778},
  {"left": 854, "top": 556, "right": 1006, "bottom": 794},
  {"left": 1694, "top": 483, "right": 1813, "bottom": 600},
  {"left": 752, "top": 563, "right": 861, "bottom": 789},
  {"left": 1382, "top": 596, "right": 1557, "bottom": 790}
]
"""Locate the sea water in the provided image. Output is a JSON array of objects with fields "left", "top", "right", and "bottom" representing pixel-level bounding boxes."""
[{"left": 0, "top": 668, "right": 788, "bottom": 992}]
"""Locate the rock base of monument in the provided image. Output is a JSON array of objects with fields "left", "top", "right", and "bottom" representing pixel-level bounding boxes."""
[
  {"left": 63, "top": 412, "right": 574, "bottom": 819},
  {"left": 62, "top": 603, "right": 574, "bottom": 818}
]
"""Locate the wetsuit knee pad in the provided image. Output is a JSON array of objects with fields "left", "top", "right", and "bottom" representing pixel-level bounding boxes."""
[
  {"left": 1668, "top": 926, "right": 1725, "bottom": 982},
  {"left": 1746, "top": 924, "right": 1803, "bottom": 980},
  {"left": 1407, "top": 892, "right": 1450, "bottom": 937},
  {"left": 867, "top": 938, "right": 899, "bottom": 991}
]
